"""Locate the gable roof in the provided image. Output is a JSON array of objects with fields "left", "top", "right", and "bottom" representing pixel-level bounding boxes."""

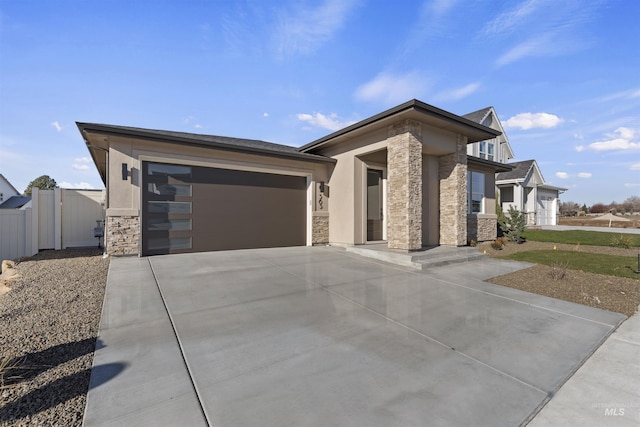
[
  {"left": 462, "top": 107, "right": 493, "bottom": 125},
  {"left": 77, "top": 123, "right": 336, "bottom": 184},
  {"left": 496, "top": 160, "right": 535, "bottom": 181},
  {"left": 300, "top": 99, "right": 501, "bottom": 153},
  {"left": 463, "top": 106, "right": 515, "bottom": 161},
  {"left": 0, "top": 174, "right": 20, "bottom": 195},
  {"left": 0, "top": 195, "right": 31, "bottom": 209}
]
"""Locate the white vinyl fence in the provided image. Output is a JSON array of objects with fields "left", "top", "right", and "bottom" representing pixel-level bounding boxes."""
[{"left": 0, "top": 188, "right": 105, "bottom": 261}]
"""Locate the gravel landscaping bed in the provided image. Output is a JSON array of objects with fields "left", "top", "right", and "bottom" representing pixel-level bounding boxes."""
[
  {"left": 479, "top": 241, "right": 640, "bottom": 317},
  {"left": 0, "top": 249, "right": 109, "bottom": 426}
]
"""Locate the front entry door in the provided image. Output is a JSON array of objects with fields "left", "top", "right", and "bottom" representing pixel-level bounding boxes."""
[{"left": 367, "top": 169, "right": 384, "bottom": 241}]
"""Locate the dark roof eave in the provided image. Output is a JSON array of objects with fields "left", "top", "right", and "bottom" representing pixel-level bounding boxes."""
[
  {"left": 467, "top": 155, "right": 514, "bottom": 172},
  {"left": 299, "top": 99, "right": 501, "bottom": 152},
  {"left": 77, "top": 122, "right": 336, "bottom": 165}
]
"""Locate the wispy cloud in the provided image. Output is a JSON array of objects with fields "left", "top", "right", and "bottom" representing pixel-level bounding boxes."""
[
  {"left": 495, "top": 34, "right": 554, "bottom": 67},
  {"left": 555, "top": 172, "right": 569, "bottom": 179},
  {"left": 274, "top": 0, "right": 360, "bottom": 58},
  {"left": 577, "top": 172, "right": 592, "bottom": 178},
  {"left": 355, "top": 71, "right": 429, "bottom": 105},
  {"left": 596, "top": 88, "right": 640, "bottom": 103},
  {"left": 485, "top": 1, "right": 603, "bottom": 67},
  {"left": 482, "top": 0, "right": 546, "bottom": 37},
  {"left": 624, "top": 183, "right": 640, "bottom": 188},
  {"left": 72, "top": 164, "right": 90, "bottom": 171},
  {"left": 51, "top": 121, "right": 63, "bottom": 132},
  {"left": 630, "top": 163, "right": 640, "bottom": 171},
  {"left": 400, "top": 0, "right": 459, "bottom": 55},
  {"left": 589, "top": 127, "right": 640, "bottom": 152},
  {"left": 502, "top": 112, "right": 563, "bottom": 130},
  {"left": 435, "top": 82, "right": 480, "bottom": 102},
  {"left": 74, "top": 157, "right": 91, "bottom": 163},
  {"left": 296, "top": 112, "right": 355, "bottom": 132},
  {"left": 575, "top": 145, "right": 585, "bottom": 152}
]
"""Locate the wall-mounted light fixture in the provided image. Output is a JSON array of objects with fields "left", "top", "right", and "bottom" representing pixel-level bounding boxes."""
[
  {"left": 122, "top": 163, "right": 129, "bottom": 181},
  {"left": 319, "top": 181, "right": 325, "bottom": 193}
]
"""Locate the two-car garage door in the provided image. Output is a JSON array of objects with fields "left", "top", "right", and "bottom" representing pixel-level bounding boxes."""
[{"left": 142, "top": 162, "right": 307, "bottom": 256}]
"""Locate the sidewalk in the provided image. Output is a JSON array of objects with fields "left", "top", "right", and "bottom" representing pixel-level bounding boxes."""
[
  {"left": 529, "top": 305, "right": 640, "bottom": 426},
  {"left": 538, "top": 225, "right": 640, "bottom": 235}
]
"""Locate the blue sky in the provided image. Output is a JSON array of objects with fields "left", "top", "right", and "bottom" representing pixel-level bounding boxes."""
[{"left": 1, "top": 0, "right": 638, "bottom": 205}]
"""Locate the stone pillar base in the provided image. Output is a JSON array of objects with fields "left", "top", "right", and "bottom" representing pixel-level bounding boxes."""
[
  {"left": 467, "top": 214, "right": 497, "bottom": 243},
  {"left": 312, "top": 213, "right": 329, "bottom": 245},
  {"left": 387, "top": 120, "right": 423, "bottom": 250},
  {"left": 106, "top": 216, "right": 140, "bottom": 256}
]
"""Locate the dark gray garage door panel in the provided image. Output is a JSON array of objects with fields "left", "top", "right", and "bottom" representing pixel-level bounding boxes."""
[
  {"left": 191, "top": 167, "right": 307, "bottom": 252},
  {"left": 142, "top": 162, "right": 307, "bottom": 255}
]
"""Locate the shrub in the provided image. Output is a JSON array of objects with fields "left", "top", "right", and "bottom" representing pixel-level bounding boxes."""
[
  {"left": 610, "top": 234, "right": 633, "bottom": 249},
  {"left": 0, "top": 355, "right": 20, "bottom": 389},
  {"left": 469, "top": 240, "right": 477, "bottom": 247},
  {"left": 549, "top": 261, "right": 569, "bottom": 281},
  {"left": 498, "top": 236, "right": 509, "bottom": 246},
  {"left": 490, "top": 239, "right": 503, "bottom": 250},
  {"left": 498, "top": 206, "right": 526, "bottom": 243}
]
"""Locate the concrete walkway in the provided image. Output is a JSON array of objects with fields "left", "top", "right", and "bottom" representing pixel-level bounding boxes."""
[
  {"left": 84, "top": 247, "right": 627, "bottom": 426},
  {"left": 539, "top": 225, "right": 640, "bottom": 234},
  {"left": 529, "top": 306, "right": 640, "bottom": 426}
]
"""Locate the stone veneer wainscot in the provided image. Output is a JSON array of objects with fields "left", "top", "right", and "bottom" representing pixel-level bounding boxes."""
[{"left": 106, "top": 216, "right": 140, "bottom": 256}]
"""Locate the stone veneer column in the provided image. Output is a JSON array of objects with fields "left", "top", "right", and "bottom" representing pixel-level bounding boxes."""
[
  {"left": 312, "top": 213, "right": 329, "bottom": 244},
  {"left": 439, "top": 136, "right": 467, "bottom": 246},
  {"left": 106, "top": 216, "right": 140, "bottom": 255},
  {"left": 387, "top": 119, "right": 422, "bottom": 250}
]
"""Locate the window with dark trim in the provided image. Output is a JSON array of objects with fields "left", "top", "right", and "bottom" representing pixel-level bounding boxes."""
[{"left": 467, "top": 171, "right": 485, "bottom": 214}]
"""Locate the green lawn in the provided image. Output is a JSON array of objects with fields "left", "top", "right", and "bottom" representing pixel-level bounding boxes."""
[
  {"left": 523, "top": 229, "right": 640, "bottom": 247},
  {"left": 505, "top": 250, "right": 640, "bottom": 279}
]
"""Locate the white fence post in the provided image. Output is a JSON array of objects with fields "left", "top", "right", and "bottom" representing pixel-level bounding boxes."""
[
  {"left": 54, "top": 187, "right": 62, "bottom": 250},
  {"left": 31, "top": 188, "right": 39, "bottom": 254}
]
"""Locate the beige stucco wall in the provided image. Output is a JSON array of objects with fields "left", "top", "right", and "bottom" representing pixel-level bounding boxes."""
[
  {"left": 107, "top": 135, "right": 330, "bottom": 214},
  {"left": 103, "top": 134, "right": 331, "bottom": 255},
  {"left": 422, "top": 155, "right": 439, "bottom": 246},
  {"left": 321, "top": 129, "right": 388, "bottom": 246}
]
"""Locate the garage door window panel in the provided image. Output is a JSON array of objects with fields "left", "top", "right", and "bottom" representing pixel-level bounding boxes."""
[
  {"left": 147, "top": 218, "right": 192, "bottom": 231},
  {"left": 148, "top": 183, "right": 192, "bottom": 197},
  {"left": 148, "top": 201, "right": 192, "bottom": 214},
  {"left": 147, "top": 237, "right": 192, "bottom": 251},
  {"left": 148, "top": 163, "right": 192, "bottom": 178},
  {"left": 143, "top": 162, "right": 194, "bottom": 255}
]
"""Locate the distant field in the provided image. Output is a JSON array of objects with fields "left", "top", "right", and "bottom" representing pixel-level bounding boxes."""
[{"left": 558, "top": 216, "right": 640, "bottom": 228}]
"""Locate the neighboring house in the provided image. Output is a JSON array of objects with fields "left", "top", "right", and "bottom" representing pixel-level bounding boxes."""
[
  {"left": 0, "top": 173, "right": 20, "bottom": 205},
  {"left": 0, "top": 196, "right": 31, "bottom": 209},
  {"left": 464, "top": 107, "right": 567, "bottom": 226},
  {"left": 464, "top": 107, "right": 514, "bottom": 164},
  {"left": 496, "top": 160, "right": 567, "bottom": 226},
  {"left": 78, "top": 99, "right": 512, "bottom": 257}
]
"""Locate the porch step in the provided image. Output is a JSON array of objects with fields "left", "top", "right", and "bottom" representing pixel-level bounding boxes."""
[{"left": 345, "top": 244, "right": 488, "bottom": 270}]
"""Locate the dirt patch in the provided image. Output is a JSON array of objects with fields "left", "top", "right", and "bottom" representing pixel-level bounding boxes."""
[{"left": 479, "top": 241, "right": 640, "bottom": 317}]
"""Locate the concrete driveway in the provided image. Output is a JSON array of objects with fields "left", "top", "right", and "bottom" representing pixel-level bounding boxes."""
[{"left": 84, "top": 246, "right": 625, "bottom": 426}]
